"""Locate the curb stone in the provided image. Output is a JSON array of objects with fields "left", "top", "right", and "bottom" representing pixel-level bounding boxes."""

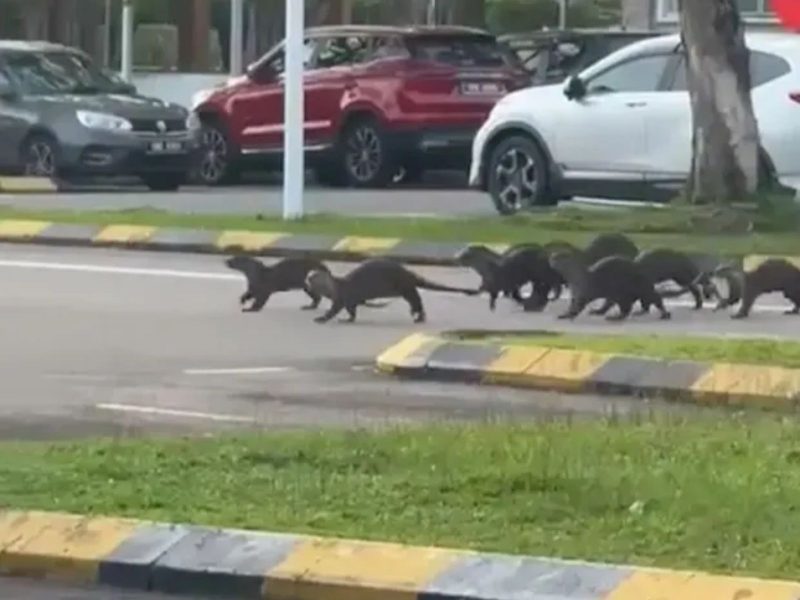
[
  {"left": 0, "top": 217, "right": 764, "bottom": 269},
  {"left": 376, "top": 332, "right": 800, "bottom": 410},
  {"left": 0, "top": 510, "right": 798, "bottom": 599},
  {"left": 0, "top": 176, "right": 60, "bottom": 193}
]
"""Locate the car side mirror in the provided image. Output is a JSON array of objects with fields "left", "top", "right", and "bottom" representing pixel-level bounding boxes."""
[{"left": 563, "top": 75, "right": 586, "bottom": 100}]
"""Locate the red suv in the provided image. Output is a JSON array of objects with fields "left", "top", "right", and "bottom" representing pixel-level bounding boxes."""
[{"left": 193, "top": 25, "right": 531, "bottom": 188}]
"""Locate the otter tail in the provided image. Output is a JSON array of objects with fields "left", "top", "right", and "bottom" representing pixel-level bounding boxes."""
[{"left": 413, "top": 276, "right": 480, "bottom": 295}]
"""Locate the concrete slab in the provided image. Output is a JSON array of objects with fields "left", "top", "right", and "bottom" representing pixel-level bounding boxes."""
[
  {"left": 151, "top": 528, "right": 298, "bottom": 598},
  {"left": 267, "top": 234, "right": 341, "bottom": 253},
  {"left": 99, "top": 524, "right": 191, "bottom": 590},
  {"left": 588, "top": 357, "right": 662, "bottom": 395},
  {"left": 38, "top": 223, "right": 102, "bottom": 243},
  {"left": 426, "top": 342, "right": 506, "bottom": 383},
  {"left": 376, "top": 333, "right": 443, "bottom": 374},
  {"left": 148, "top": 228, "right": 218, "bottom": 251},
  {"left": 422, "top": 554, "right": 633, "bottom": 600},
  {"left": 633, "top": 360, "right": 710, "bottom": 399}
]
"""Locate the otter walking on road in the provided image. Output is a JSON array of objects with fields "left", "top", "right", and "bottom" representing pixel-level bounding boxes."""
[
  {"left": 549, "top": 252, "right": 671, "bottom": 321},
  {"left": 307, "top": 258, "right": 479, "bottom": 324},
  {"left": 225, "top": 255, "right": 331, "bottom": 312},
  {"left": 712, "top": 259, "right": 800, "bottom": 319}
]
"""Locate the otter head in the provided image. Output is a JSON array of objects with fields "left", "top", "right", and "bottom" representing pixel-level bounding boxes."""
[
  {"left": 456, "top": 244, "right": 500, "bottom": 265},
  {"left": 305, "top": 269, "right": 337, "bottom": 299}
]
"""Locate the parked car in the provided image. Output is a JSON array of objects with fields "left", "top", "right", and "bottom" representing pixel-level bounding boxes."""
[
  {"left": 470, "top": 32, "right": 800, "bottom": 215},
  {"left": 0, "top": 41, "right": 201, "bottom": 191},
  {"left": 193, "top": 25, "right": 531, "bottom": 188},
  {"left": 500, "top": 28, "right": 658, "bottom": 85}
]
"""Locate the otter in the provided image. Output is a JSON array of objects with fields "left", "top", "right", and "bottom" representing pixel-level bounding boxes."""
[
  {"left": 307, "top": 258, "right": 479, "bottom": 324},
  {"left": 589, "top": 248, "right": 717, "bottom": 316},
  {"left": 457, "top": 243, "right": 566, "bottom": 311},
  {"left": 549, "top": 252, "right": 671, "bottom": 321},
  {"left": 711, "top": 259, "right": 800, "bottom": 319},
  {"left": 583, "top": 232, "right": 639, "bottom": 264},
  {"left": 225, "top": 255, "right": 331, "bottom": 312}
]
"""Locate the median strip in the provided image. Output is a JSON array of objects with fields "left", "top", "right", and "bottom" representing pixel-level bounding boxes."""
[{"left": 377, "top": 330, "right": 800, "bottom": 409}]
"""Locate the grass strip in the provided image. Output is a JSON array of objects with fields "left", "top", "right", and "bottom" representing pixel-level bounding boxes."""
[
  {"left": 452, "top": 330, "right": 800, "bottom": 369},
  {"left": 1, "top": 418, "right": 800, "bottom": 579},
  {"left": 0, "top": 205, "right": 797, "bottom": 256}
]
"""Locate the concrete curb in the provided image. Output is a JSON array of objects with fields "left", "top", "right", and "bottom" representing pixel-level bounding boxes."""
[
  {"left": 376, "top": 332, "right": 800, "bottom": 410},
  {"left": 0, "top": 509, "right": 798, "bottom": 599},
  {"left": 0, "top": 176, "right": 60, "bottom": 193},
  {"left": 0, "top": 217, "right": 768, "bottom": 269}
]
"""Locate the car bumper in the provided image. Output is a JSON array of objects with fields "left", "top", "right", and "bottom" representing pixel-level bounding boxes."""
[
  {"left": 60, "top": 131, "right": 202, "bottom": 176},
  {"left": 468, "top": 118, "right": 494, "bottom": 190}
]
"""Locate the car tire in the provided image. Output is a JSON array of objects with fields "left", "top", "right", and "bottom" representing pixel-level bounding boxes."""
[
  {"left": 142, "top": 172, "right": 185, "bottom": 192},
  {"left": 196, "top": 122, "right": 239, "bottom": 186},
  {"left": 340, "top": 117, "right": 394, "bottom": 188},
  {"left": 20, "top": 134, "right": 60, "bottom": 178},
  {"left": 487, "top": 134, "right": 554, "bottom": 215}
]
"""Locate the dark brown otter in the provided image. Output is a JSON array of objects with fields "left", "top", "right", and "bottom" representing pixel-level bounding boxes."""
[
  {"left": 307, "top": 258, "right": 479, "bottom": 324},
  {"left": 711, "top": 258, "right": 800, "bottom": 319},
  {"left": 549, "top": 251, "right": 671, "bottom": 321}
]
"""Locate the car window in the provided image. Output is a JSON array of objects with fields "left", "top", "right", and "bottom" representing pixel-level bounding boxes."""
[
  {"left": 670, "top": 50, "right": 791, "bottom": 90},
  {"left": 315, "top": 35, "right": 371, "bottom": 69},
  {"left": 586, "top": 53, "right": 672, "bottom": 94},
  {"left": 406, "top": 35, "right": 519, "bottom": 68},
  {"left": 262, "top": 39, "right": 317, "bottom": 76},
  {"left": 370, "top": 36, "right": 411, "bottom": 61},
  {"left": 3, "top": 51, "right": 117, "bottom": 95}
]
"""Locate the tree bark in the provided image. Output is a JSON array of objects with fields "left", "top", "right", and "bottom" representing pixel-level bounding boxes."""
[{"left": 679, "top": 0, "right": 760, "bottom": 204}]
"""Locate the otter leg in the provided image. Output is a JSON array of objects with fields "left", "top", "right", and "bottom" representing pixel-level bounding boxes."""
[
  {"left": 240, "top": 290, "right": 253, "bottom": 305},
  {"left": 589, "top": 299, "right": 613, "bottom": 316},
  {"left": 301, "top": 285, "right": 322, "bottom": 310},
  {"left": 342, "top": 303, "right": 358, "bottom": 323},
  {"left": 243, "top": 293, "right": 270, "bottom": 312},
  {"left": 688, "top": 283, "right": 703, "bottom": 310},
  {"left": 605, "top": 299, "right": 632, "bottom": 322},
  {"left": 402, "top": 287, "right": 426, "bottom": 323},
  {"left": 558, "top": 296, "right": 585, "bottom": 320},
  {"left": 315, "top": 300, "right": 343, "bottom": 323},
  {"left": 489, "top": 289, "right": 499, "bottom": 311},
  {"left": 731, "top": 290, "right": 757, "bottom": 320},
  {"left": 645, "top": 291, "right": 671, "bottom": 320}
]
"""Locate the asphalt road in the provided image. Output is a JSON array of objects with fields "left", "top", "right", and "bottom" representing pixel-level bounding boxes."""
[
  {"left": 0, "top": 578, "right": 185, "bottom": 599},
  {"left": 0, "top": 243, "right": 795, "bottom": 441}
]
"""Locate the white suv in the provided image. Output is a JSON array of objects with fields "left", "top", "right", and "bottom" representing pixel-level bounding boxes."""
[{"left": 469, "top": 32, "right": 800, "bottom": 214}]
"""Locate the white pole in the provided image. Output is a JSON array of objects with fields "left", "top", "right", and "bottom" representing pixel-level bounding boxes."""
[
  {"left": 427, "top": 0, "right": 437, "bottom": 25},
  {"left": 558, "top": 0, "right": 567, "bottom": 29},
  {"left": 230, "top": 0, "right": 244, "bottom": 76},
  {"left": 282, "top": 0, "right": 304, "bottom": 220},
  {"left": 103, "top": 0, "right": 112, "bottom": 68},
  {"left": 121, "top": 0, "right": 134, "bottom": 82}
]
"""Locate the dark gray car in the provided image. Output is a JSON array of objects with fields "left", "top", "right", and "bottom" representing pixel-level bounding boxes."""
[{"left": 0, "top": 41, "right": 201, "bottom": 191}]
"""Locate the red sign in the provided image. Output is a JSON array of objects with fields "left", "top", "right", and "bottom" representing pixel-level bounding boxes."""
[{"left": 772, "top": 0, "right": 800, "bottom": 29}]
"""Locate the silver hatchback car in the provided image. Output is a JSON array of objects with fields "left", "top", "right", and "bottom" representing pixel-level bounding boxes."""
[{"left": 0, "top": 41, "right": 201, "bottom": 191}]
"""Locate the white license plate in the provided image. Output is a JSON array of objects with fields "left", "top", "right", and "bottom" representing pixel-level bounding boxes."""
[
  {"left": 460, "top": 81, "right": 506, "bottom": 96},
  {"left": 148, "top": 140, "right": 183, "bottom": 153}
]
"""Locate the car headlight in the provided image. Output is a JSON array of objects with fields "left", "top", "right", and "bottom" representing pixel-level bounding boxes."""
[
  {"left": 76, "top": 110, "right": 132, "bottom": 132},
  {"left": 186, "top": 111, "right": 202, "bottom": 131}
]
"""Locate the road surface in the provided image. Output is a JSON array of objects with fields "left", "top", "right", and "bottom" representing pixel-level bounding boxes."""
[
  {"left": 0, "top": 578, "right": 189, "bottom": 599},
  {"left": 0, "top": 243, "right": 793, "bottom": 441}
]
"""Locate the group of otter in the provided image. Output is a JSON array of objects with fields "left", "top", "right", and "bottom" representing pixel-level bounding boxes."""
[{"left": 224, "top": 232, "right": 800, "bottom": 323}]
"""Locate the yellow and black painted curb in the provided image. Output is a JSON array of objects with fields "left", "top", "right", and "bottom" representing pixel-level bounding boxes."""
[
  {"left": 0, "top": 509, "right": 797, "bottom": 599},
  {"left": 0, "top": 218, "right": 765, "bottom": 269},
  {"left": 377, "top": 332, "right": 800, "bottom": 410},
  {"left": 0, "top": 176, "right": 60, "bottom": 193}
]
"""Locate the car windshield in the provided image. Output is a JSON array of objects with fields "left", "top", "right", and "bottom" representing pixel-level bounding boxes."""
[
  {"left": 3, "top": 51, "right": 118, "bottom": 95},
  {"left": 407, "top": 36, "right": 520, "bottom": 68}
]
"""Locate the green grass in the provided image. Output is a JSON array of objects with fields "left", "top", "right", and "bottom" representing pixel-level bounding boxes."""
[
  {"left": 3, "top": 418, "right": 800, "bottom": 578},
  {"left": 0, "top": 204, "right": 798, "bottom": 256},
  {"left": 451, "top": 330, "right": 800, "bottom": 369}
]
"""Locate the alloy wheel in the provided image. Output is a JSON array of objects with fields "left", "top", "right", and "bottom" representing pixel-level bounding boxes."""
[
  {"left": 493, "top": 146, "right": 539, "bottom": 212},
  {"left": 345, "top": 125, "right": 382, "bottom": 183},
  {"left": 199, "top": 127, "right": 228, "bottom": 183},
  {"left": 24, "top": 140, "right": 57, "bottom": 177}
]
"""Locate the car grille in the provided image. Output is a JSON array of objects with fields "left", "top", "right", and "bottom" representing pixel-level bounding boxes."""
[{"left": 129, "top": 118, "right": 187, "bottom": 133}]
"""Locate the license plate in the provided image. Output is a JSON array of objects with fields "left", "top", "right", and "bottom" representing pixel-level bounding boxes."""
[
  {"left": 460, "top": 81, "right": 506, "bottom": 96},
  {"left": 148, "top": 140, "right": 183, "bottom": 153}
]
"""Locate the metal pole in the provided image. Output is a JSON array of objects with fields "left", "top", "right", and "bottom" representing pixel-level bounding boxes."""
[
  {"left": 427, "top": 0, "right": 438, "bottom": 25},
  {"left": 282, "top": 0, "right": 304, "bottom": 220},
  {"left": 558, "top": 0, "right": 567, "bottom": 29},
  {"left": 230, "top": 0, "right": 244, "bottom": 76},
  {"left": 121, "top": 0, "right": 134, "bottom": 82},
  {"left": 103, "top": 0, "right": 112, "bottom": 68}
]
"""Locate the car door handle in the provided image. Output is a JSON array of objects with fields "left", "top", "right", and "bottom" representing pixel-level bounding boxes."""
[{"left": 626, "top": 101, "right": 647, "bottom": 108}]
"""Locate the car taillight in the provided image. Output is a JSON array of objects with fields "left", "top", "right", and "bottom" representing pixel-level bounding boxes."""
[{"left": 789, "top": 91, "right": 800, "bottom": 103}]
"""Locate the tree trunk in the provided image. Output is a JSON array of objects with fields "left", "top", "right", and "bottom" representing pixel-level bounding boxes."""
[{"left": 679, "top": 0, "right": 760, "bottom": 204}]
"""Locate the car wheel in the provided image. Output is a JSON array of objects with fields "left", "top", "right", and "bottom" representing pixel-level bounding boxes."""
[
  {"left": 142, "top": 172, "right": 185, "bottom": 192},
  {"left": 341, "top": 117, "right": 394, "bottom": 188},
  {"left": 197, "top": 123, "right": 238, "bottom": 186},
  {"left": 487, "top": 135, "right": 553, "bottom": 215},
  {"left": 20, "top": 134, "right": 60, "bottom": 178}
]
